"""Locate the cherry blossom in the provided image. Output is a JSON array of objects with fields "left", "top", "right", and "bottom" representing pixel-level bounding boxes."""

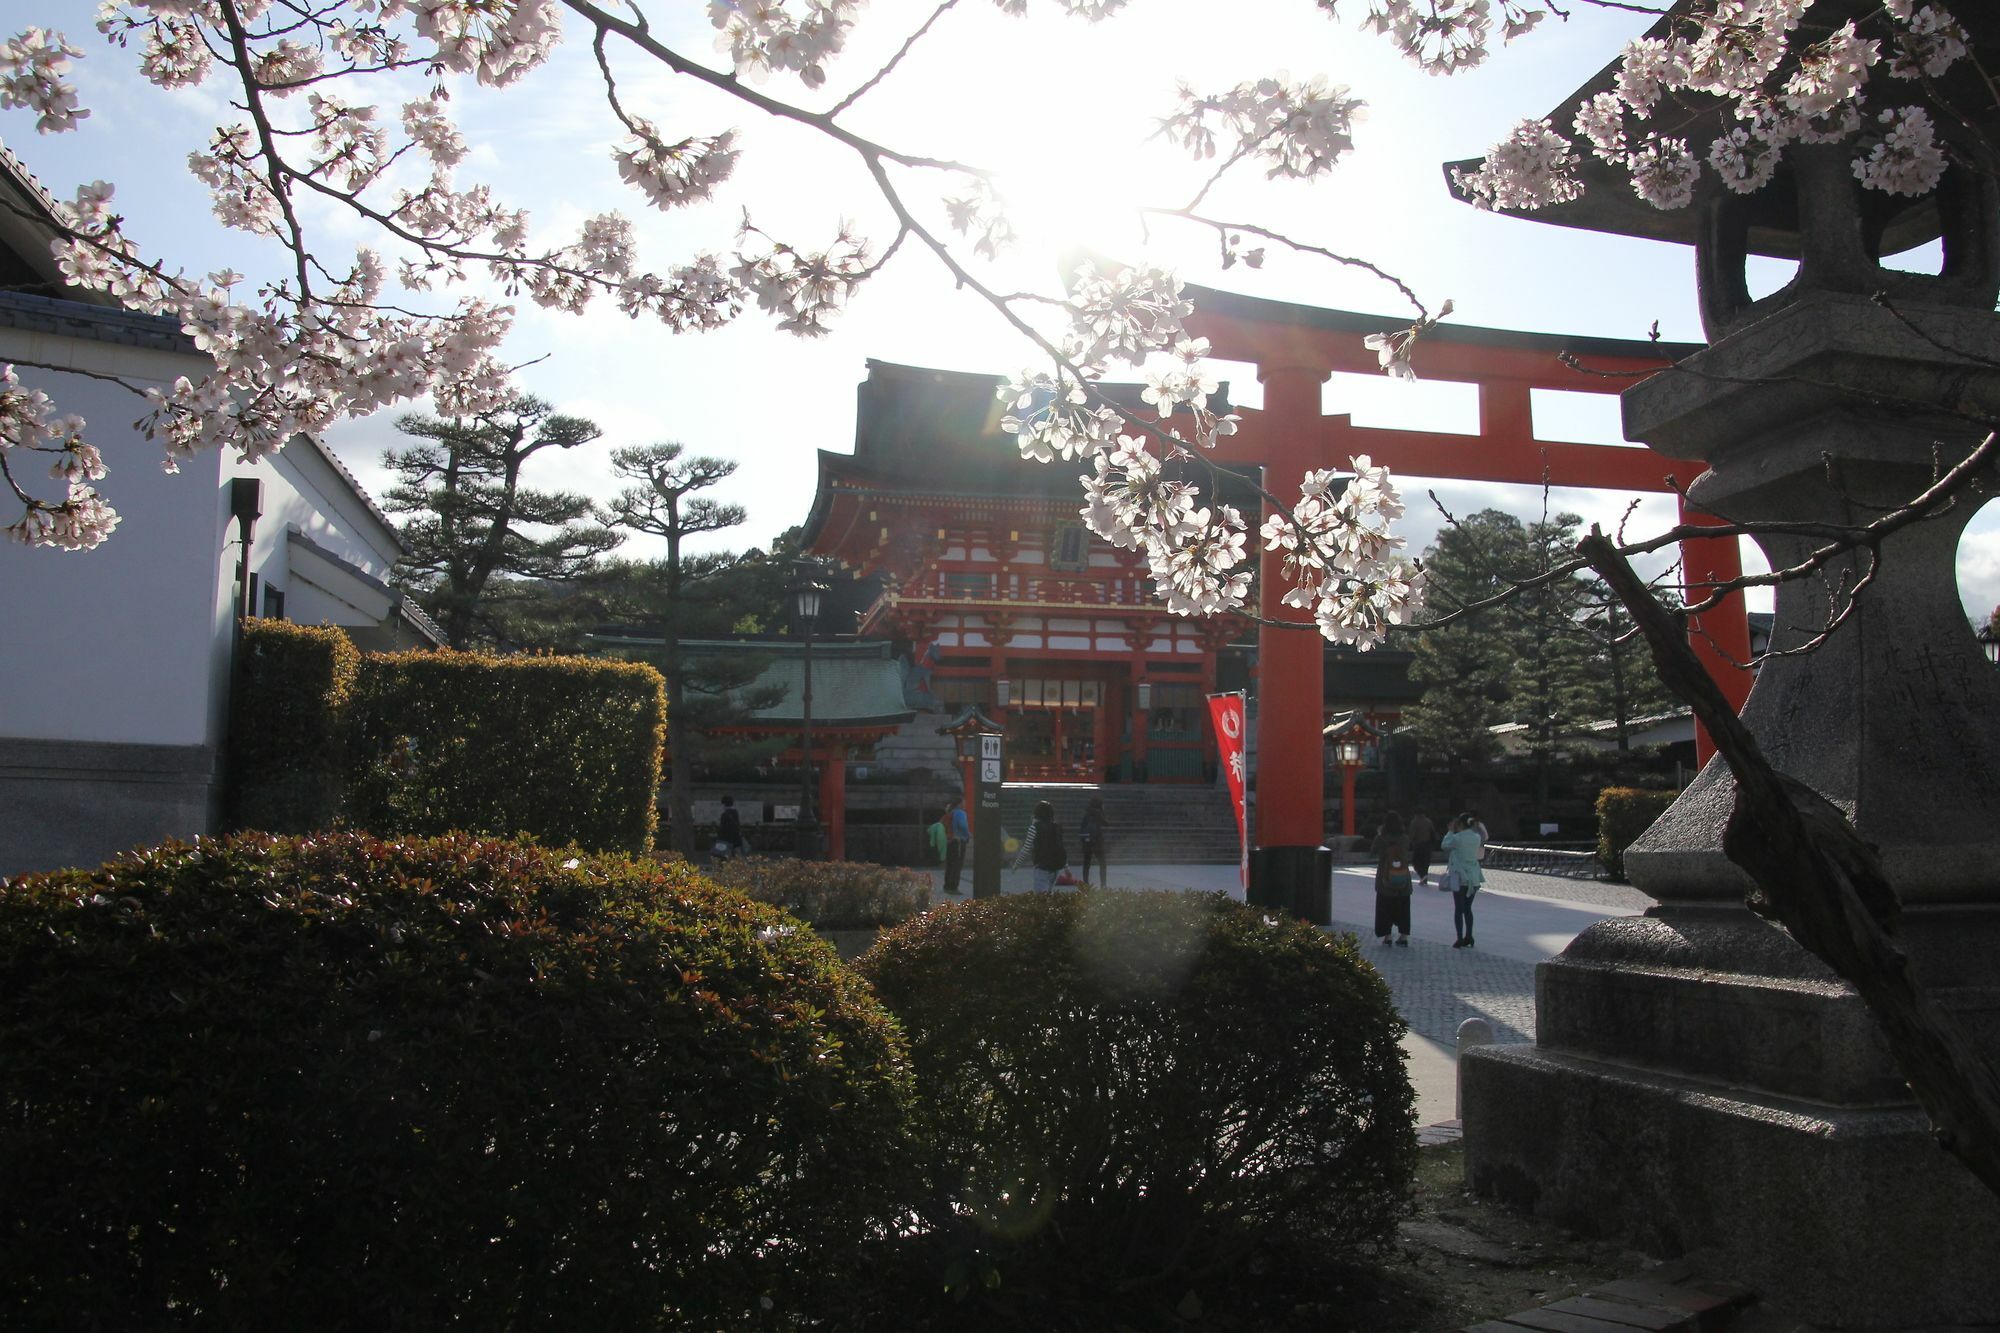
[
  {"left": 0, "top": 0, "right": 1978, "bottom": 643},
  {"left": 1464, "top": 1, "right": 1975, "bottom": 226}
]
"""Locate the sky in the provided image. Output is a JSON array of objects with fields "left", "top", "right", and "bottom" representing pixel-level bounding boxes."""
[{"left": 17, "top": 0, "right": 2000, "bottom": 620}]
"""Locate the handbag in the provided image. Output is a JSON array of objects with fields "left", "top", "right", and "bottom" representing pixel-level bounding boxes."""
[
  {"left": 711, "top": 839, "right": 731, "bottom": 859},
  {"left": 1441, "top": 867, "right": 1460, "bottom": 894},
  {"left": 1384, "top": 855, "right": 1412, "bottom": 896},
  {"left": 1055, "top": 868, "right": 1077, "bottom": 887}
]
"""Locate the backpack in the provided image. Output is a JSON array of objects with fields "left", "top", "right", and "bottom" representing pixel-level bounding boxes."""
[
  {"left": 1034, "top": 821, "right": 1067, "bottom": 872},
  {"left": 1381, "top": 840, "right": 1412, "bottom": 896}
]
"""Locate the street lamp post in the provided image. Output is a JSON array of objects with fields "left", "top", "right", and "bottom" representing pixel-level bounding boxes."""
[
  {"left": 1336, "top": 739, "right": 1364, "bottom": 838},
  {"left": 790, "top": 560, "right": 829, "bottom": 860},
  {"left": 1322, "top": 713, "right": 1377, "bottom": 841}
]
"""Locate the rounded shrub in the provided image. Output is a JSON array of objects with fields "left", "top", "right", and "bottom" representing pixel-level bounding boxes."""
[
  {"left": 0, "top": 832, "right": 914, "bottom": 1331},
  {"left": 858, "top": 891, "right": 1415, "bottom": 1312},
  {"left": 1596, "top": 785, "right": 1680, "bottom": 881}
]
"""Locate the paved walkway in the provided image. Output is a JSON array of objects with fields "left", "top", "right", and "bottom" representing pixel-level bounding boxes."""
[{"left": 920, "top": 862, "right": 1649, "bottom": 1124}]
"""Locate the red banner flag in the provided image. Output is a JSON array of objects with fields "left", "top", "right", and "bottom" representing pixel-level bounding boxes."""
[{"left": 1207, "top": 692, "right": 1249, "bottom": 887}]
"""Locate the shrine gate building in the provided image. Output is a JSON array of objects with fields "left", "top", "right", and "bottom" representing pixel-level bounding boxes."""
[{"left": 802, "top": 359, "right": 1262, "bottom": 785}]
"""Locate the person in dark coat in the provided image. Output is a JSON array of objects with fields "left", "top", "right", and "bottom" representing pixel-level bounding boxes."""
[
  {"left": 1408, "top": 810, "right": 1436, "bottom": 886},
  {"left": 1078, "top": 795, "right": 1109, "bottom": 888},
  {"left": 716, "top": 795, "right": 747, "bottom": 860},
  {"left": 1372, "top": 811, "right": 1414, "bottom": 947},
  {"left": 1022, "top": 799, "right": 1068, "bottom": 892}
]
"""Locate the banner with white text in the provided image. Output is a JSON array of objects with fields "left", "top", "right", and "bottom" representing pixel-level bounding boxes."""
[{"left": 1207, "top": 692, "right": 1248, "bottom": 888}]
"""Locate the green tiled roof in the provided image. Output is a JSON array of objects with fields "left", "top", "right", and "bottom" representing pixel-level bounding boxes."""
[{"left": 590, "top": 635, "right": 916, "bottom": 728}]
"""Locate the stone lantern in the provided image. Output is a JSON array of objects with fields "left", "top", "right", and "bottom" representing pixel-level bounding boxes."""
[{"left": 1449, "top": 4, "right": 2000, "bottom": 1324}]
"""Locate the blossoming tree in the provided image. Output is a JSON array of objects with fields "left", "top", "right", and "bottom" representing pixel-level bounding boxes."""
[{"left": 0, "top": 0, "right": 1981, "bottom": 638}]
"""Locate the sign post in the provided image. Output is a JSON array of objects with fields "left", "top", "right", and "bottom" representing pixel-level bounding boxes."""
[{"left": 973, "top": 730, "right": 1003, "bottom": 898}]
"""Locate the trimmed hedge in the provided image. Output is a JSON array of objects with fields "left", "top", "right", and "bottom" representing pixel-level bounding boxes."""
[
  {"left": 346, "top": 650, "right": 666, "bottom": 853},
  {"left": 227, "top": 619, "right": 359, "bottom": 833},
  {"left": 0, "top": 832, "right": 914, "bottom": 1330},
  {"left": 226, "top": 632, "right": 667, "bottom": 853},
  {"left": 704, "top": 854, "right": 932, "bottom": 929},
  {"left": 1596, "top": 786, "right": 1680, "bottom": 881},
  {"left": 859, "top": 891, "right": 1415, "bottom": 1315}
]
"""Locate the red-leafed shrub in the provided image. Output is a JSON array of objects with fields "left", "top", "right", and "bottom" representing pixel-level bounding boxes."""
[{"left": 703, "top": 853, "right": 931, "bottom": 928}]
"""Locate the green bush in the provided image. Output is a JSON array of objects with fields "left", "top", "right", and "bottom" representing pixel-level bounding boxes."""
[
  {"left": 705, "top": 854, "right": 932, "bottom": 929},
  {"left": 0, "top": 832, "right": 913, "bottom": 1331},
  {"left": 1596, "top": 786, "right": 1680, "bottom": 881},
  {"left": 226, "top": 619, "right": 359, "bottom": 833},
  {"left": 859, "top": 891, "right": 1415, "bottom": 1316},
  {"left": 347, "top": 649, "right": 666, "bottom": 853}
]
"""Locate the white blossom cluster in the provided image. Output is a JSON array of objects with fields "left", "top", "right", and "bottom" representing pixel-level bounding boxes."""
[
  {"left": 0, "top": 2, "right": 790, "bottom": 540},
  {"left": 1161, "top": 77, "right": 1363, "bottom": 182},
  {"left": 613, "top": 125, "right": 739, "bottom": 212},
  {"left": 731, "top": 227, "right": 871, "bottom": 336},
  {"left": 1258, "top": 458, "right": 1424, "bottom": 645},
  {"left": 709, "top": 0, "right": 859, "bottom": 88},
  {"left": 942, "top": 178, "right": 1019, "bottom": 261},
  {"left": 1451, "top": 117, "right": 1581, "bottom": 210},
  {"left": 0, "top": 28, "right": 88, "bottom": 133},
  {"left": 1363, "top": 300, "right": 1454, "bottom": 381},
  {"left": 0, "top": 364, "right": 117, "bottom": 551},
  {"left": 1453, "top": 2, "right": 1970, "bottom": 216},
  {"left": 1000, "top": 257, "right": 1425, "bottom": 645}
]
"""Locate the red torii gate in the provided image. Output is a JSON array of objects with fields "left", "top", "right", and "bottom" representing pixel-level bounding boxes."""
[{"left": 1183, "top": 283, "right": 1751, "bottom": 891}]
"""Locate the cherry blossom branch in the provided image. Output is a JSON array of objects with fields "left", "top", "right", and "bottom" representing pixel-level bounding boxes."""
[
  {"left": 826, "top": 0, "right": 964, "bottom": 117},
  {"left": 1142, "top": 207, "right": 1430, "bottom": 316}
]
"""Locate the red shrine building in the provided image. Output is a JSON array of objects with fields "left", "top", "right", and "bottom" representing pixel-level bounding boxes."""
[{"left": 802, "top": 358, "right": 1262, "bottom": 786}]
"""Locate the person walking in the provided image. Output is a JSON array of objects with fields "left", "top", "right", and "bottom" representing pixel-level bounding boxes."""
[
  {"left": 1408, "top": 810, "right": 1436, "bottom": 886},
  {"left": 926, "top": 807, "right": 947, "bottom": 871},
  {"left": 1371, "top": 811, "right": 1414, "bottom": 947},
  {"left": 715, "top": 794, "right": 747, "bottom": 861},
  {"left": 1078, "top": 795, "right": 1109, "bottom": 888},
  {"left": 1440, "top": 811, "right": 1486, "bottom": 948},
  {"left": 1016, "top": 799, "right": 1069, "bottom": 892},
  {"left": 942, "top": 794, "right": 969, "bottom": 896}
]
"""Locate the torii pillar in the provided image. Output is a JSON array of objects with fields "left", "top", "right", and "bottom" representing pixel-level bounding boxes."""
[{"left": 1249, "top": 358, "right": 1337, "bottom": 920}]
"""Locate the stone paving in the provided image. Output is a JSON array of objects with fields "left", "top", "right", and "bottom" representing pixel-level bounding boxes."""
[
  {"left": 1327, "top": 867, "right": 1650, "bottom": 1047},
  {"left": 1332, "top": 917, "right": 1541, "bottom": 1044}
]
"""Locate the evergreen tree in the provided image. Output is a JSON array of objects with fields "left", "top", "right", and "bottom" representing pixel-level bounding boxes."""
[
  {"left": 1402, "top": 508, "right": 1685, "bottom": 815},
  {"left": 382, "top": 396, "right": 623, "bottom": 649},
  {"left": 1562, "top": 575, "right": 1686, "bottom": 751},
  {"left": 601, "top": 443, "right": 779, "bottom": 858}
]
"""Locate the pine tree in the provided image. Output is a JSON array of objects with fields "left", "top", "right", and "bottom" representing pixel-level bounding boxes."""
[
  {"left": 600, "top": 443, "right": 778, "bottom": 858},
  {"left": 381, "top": 396, "right": 624, "bottom": 649}
]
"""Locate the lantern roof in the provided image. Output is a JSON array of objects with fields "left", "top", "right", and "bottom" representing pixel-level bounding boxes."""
[{"left": 936, "top": 705, "right": 1005, "bottom": 738}]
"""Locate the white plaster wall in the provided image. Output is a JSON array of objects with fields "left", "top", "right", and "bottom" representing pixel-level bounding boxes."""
[{"left": 0, "top": 334, "right": 226, "bottom": 747}]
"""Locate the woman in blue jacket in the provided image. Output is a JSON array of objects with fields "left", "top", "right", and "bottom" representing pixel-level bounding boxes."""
[{"left": 1439, "top": 812, "right": 1485, "bottom": 949}]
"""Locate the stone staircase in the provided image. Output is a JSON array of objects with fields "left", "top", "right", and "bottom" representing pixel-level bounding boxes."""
[{"left": 999, "top": 782, "right": 1244, "bottom": 865}]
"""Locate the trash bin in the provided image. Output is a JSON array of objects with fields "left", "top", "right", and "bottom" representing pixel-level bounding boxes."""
[{"left": 1248, "top": 845, "right": 1332, "bottom": 926}]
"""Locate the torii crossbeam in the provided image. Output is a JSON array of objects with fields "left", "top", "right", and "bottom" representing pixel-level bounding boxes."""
[{"left": 1182, "top": 283, "right": 1749, "bottom": 911}]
